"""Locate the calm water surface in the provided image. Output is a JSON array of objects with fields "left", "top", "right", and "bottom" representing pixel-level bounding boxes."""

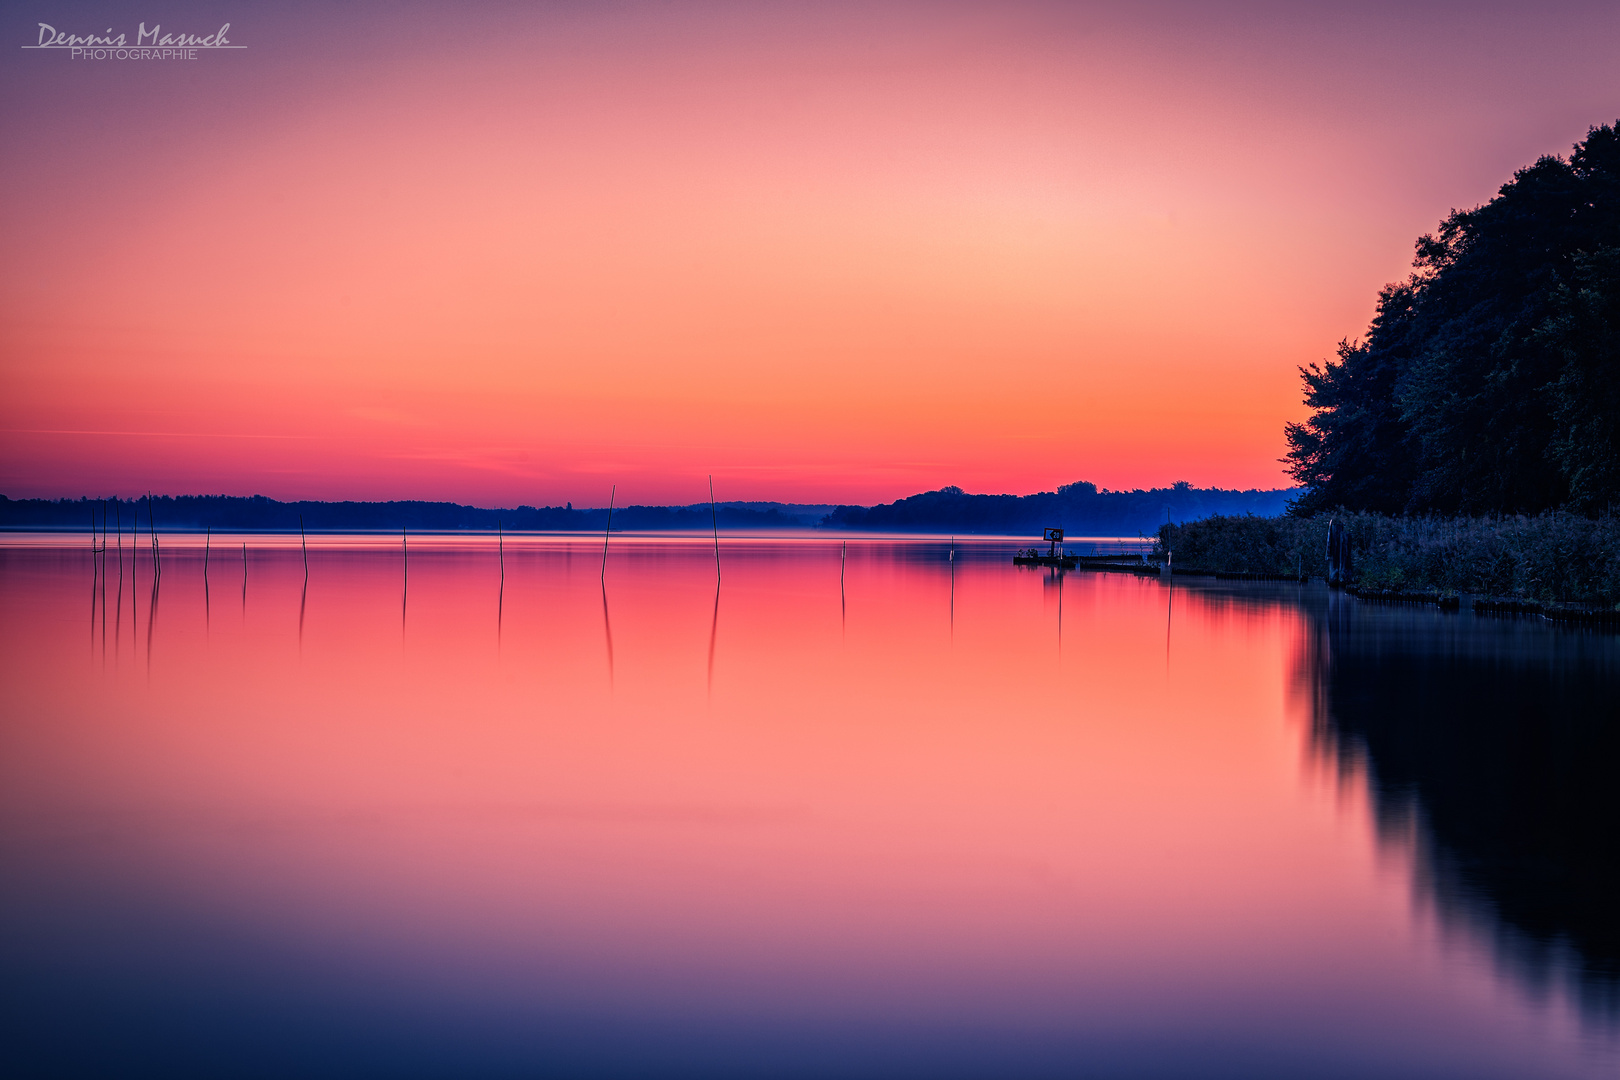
[{"left": 2, "top": 534, "right": 1616, "bottom": 1078}]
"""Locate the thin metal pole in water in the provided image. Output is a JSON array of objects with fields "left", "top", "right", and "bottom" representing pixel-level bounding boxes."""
[
  {"left": 204, "top": 526, "right": 210, "bottom": 578},
  {"left": 600, "top": 485, "right": 615, "bottom": 582},
  {"left": 498, "top": 520, "right": 504, "bottom": 586},
  {"left": 403, "top": 528, "right": 408, "bottom": 594},
  {"left": 130, "top": 507, "right": 138, "bottom": 638},
  {"left": 147, "top": 492, "right": 160, "bottom": 580},
  {"left": 300, "top": 515, "right": 308, "bottom": 581},
  {"left": 709, "top": 475, "right": 720, "bottom": 582}
]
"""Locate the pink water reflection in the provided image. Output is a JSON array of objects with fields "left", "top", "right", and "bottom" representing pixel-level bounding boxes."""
[{"left": 1, "top": 536, "right": 1609, "bottom": 1077}]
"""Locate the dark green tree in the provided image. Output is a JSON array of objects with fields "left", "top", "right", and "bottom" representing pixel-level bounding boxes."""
[
  {"left": 1285, "top": 122, "right": 1620, "bottom": 515},
  {"left": 1283, "top": 285, "right": 1420, "bottom": 515},
  {"left": 1542, "top": 246, "right": 1620, "bottom": 513}
]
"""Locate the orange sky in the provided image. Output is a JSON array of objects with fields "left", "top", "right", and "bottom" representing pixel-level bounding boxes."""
[{"left": 3, "top": 1, "right": 1617, "bottom": 506}]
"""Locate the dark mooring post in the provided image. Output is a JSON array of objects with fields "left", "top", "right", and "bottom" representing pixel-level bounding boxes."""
[
  {"left": 204, "top": 526, "right": 211, "bottom": 579},
  {"left": 403, "top": 528, "right": 409, "bottom": 594},
  {"left": 1326, "top": 517, "right": 1352, "bottom": 587},
  {"left": 601, "top": 485, "right": 615, "bottom": 582},
  {"left": 498, "top": 520, "right": 505, "bottom": 586},
  {"left": 300, "top": 515, "right": 309, "bottom": 581},
  {"left": 709, "top": 475, "right": 720, "bottom": 583}
]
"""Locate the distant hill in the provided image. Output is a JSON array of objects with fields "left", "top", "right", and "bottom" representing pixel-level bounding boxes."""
[
  {"left": 1, "top": 484, "right": 1294, "bottom": 536},
  {"left": 822, "top": 482, "right": 1295, "bottom": 536}
]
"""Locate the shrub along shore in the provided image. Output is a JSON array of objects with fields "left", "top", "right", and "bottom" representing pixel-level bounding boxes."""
[{"left": 1156, "top": 512, "right": 1620, "bottom": 609}]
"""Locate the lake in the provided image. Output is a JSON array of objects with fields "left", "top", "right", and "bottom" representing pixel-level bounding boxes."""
[{"left": 2, "top": 534, "right": 1615, "bottom": 1078}]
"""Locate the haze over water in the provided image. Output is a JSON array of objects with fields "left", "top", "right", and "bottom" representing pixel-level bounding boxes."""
[{"left": 3, "top": 535, "right": 1615, "bottom": 1078}]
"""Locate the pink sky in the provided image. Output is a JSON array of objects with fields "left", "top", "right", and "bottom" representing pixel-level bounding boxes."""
[{"left": 3, "top": 1, "right": 1617, "bottom": 506}]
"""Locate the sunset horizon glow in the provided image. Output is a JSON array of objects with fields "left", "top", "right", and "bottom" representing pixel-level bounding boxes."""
[{"left": 4, "top": 1, "right": 1617, "bottom": 507}]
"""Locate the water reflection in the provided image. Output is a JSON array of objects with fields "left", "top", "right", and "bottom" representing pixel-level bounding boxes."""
[
  {"left": 1296, "top": 593, "right": 1620, "bottom": 1031},
  {"left": 2, "top": 537, "right": 1614, "bottom": 1078}
]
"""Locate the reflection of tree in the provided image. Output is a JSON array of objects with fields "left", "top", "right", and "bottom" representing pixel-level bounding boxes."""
[{"left": 1296, "top": 598, "right": 1620, "bottom": 1027}]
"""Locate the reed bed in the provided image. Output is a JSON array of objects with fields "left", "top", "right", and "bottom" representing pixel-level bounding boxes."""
[{"left": 1157, "top": 512, "right": 1620, "bottom": 607}]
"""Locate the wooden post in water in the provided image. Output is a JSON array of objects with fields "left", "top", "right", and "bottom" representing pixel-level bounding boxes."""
[
  {"left": 600, "top": 485, "right": 615, "bottom": 582},
  {"left": 709, "top": 475, "right": 720, "bottom": 583},
  {"left": 300, "top": 515, "right": 308, "bottom": 581},
  {"left": 204, "top": 526, "right": 211, "bottom": 578},
  {"left": 403, "top": 528, "right": 408, "bottom": 594},
  {"left": 498, "top": 520, "right": 504, "bottom": 586}
]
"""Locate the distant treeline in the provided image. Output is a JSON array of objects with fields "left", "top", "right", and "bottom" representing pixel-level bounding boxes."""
[
  {"left": 0, "top": 494, "right": 831, "bottom": 533},
  {"left": 821, "top": 481, "right": 1293, "bottom": 535},
  {"left": 1286, "top": 121, "right": 1620, "bottom": 516},
  {"left": 2, "top": 482, "right": 1293, "bottom": 536}
]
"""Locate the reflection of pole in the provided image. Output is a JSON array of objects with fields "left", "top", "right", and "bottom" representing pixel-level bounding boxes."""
[
  {"left": 146, "top": 563, "right": 158, "bottom": 678},
  {"left": 89, "top": 515, "right": 97, "bottom": 652},
  {"left": 707, "top": 585, "right": 720, "bottom": 695},
  {"left": 1165, "top": 579, "right": 1174, "bottom": 672},
  {"left": 100, "top": 507, "right": 107, "bottom": 661},
  {"left": 600, "top": 583, "right": 615, "bottom": 686},
  {"left": 601, "top": 485, "right": 615, "bottom": 581},
  {"left": 709, "top": 475, "right": 720, "bottom": 583}
]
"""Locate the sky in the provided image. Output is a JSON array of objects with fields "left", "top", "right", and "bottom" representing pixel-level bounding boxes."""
[{"left": 2, "top": 1, "right": 1617, "bottom": 508}]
